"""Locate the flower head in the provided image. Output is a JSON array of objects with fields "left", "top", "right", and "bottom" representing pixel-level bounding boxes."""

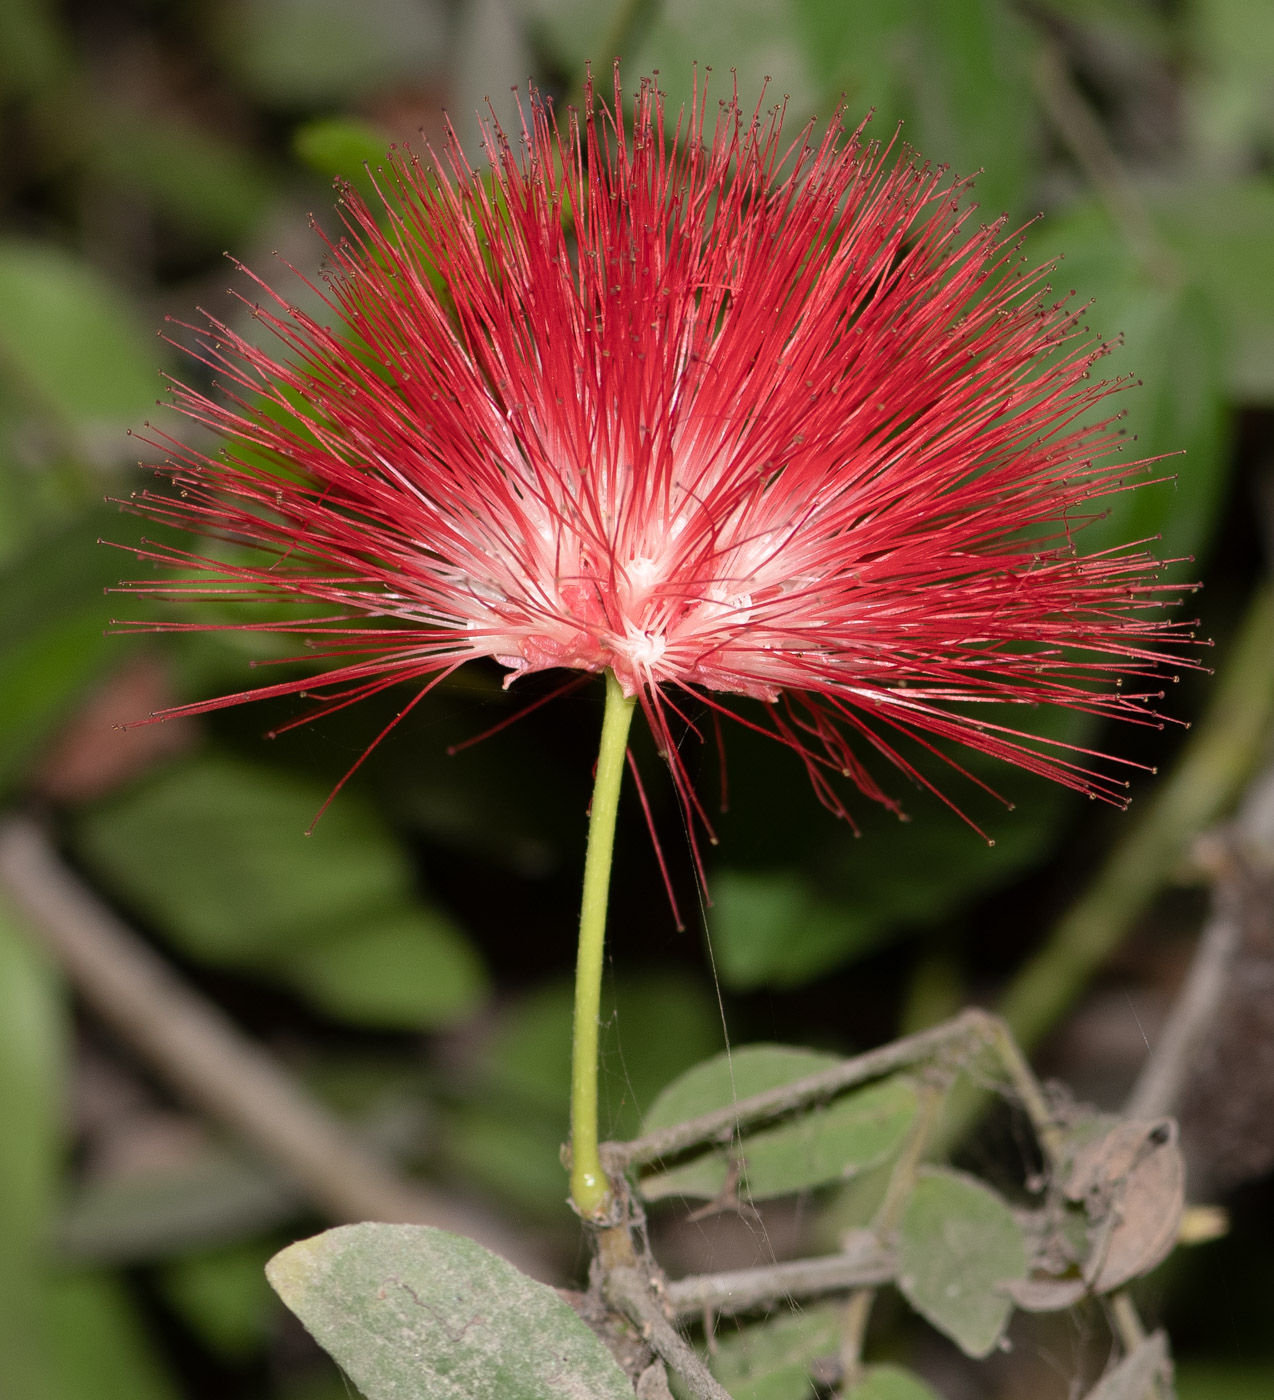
[{"left": 119, "top": 69, "right": 1189, "bottom": 841}]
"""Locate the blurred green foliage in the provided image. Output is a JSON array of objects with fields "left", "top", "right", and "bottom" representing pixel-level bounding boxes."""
[{"left": 0, "top": 0, "right": 1272, "bottom": 1394}]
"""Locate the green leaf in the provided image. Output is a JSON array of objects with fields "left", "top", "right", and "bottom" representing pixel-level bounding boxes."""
[
  {"left": 0, "top": 891, "right": 66, "bottom": 1399},
  {"left": 1176, "top": 1362, "right": 1274, "bottom": 1400},
  {"left": 1187, "top": 0, "right": 1274, "bottom": 162},
  {"left": 643, "top": 1082, "right": 917, "bottom": 1203},
  {"left": 445, "top": 973, "right": 723, "bottom": 1216},
  {"left": 0, "top": 0, "right": 69, "bottom": 99},
  {"left": 708, "top": 870, "right": 886, "bottom": 989},
  {"left": 93, "top": 114, "right": 274, "bottom": 243},
  {"left": 905, "top": 0, "right": 1038, "bottom": 222},
  {"left": 846, "top": 1365, "right": 943, "bottom": 1400},
  {"left": 643, "top": 1045, "right": 840, "bottom": 1133},
  {"left": 792, "top": 0, "right": 911, "bottom": 114},
  {"left": 0, "top": 509, "right": 138, "bottom": 790},
  {"left": 1026, "top": 206, "right": 1229, "bottom": 565},
  {"left": 157, "top": 1240, "right": 279, "bottom": 1360},
  {"left": 219, "top": 0, "right": 445, "bottom": 105},
  {"left": 627, "top": 0, "right": 817, "bottom": 125},
  {"left": 294, "top": 115, "right": 394, "bottom": 181},
  {"left": 1151, "top": 177, "right": 1274, "bottom": 403},
  {"left": 75, "top": 752, "right": 490, "bottom": 1024},
  {"left": 267, "top": 1223, "right": 635, "bottom": 1400},
  {"left": 47, "top": 1271, "right": 182, "bottom": 1400},
  {"left": 896, "top": 1167, "right": 1027, "bottom": 1358},
  {"left": 284, "top": 904, "right": 486, "bottom": 1030},
  {"left": 0, "top": 240, "right": 160, "bottom": 452},
  {"left": 75, "top": 754, "right": 417, "bottom": 962},
  {"left": 55, "top": 1148, "right": 296, "bottom": 1264},
  {"left": 639, "top": 1046, "right": 917, "bottom": 1202},
  {"left": 710, "top": 1302, "right": 844, "bottom": 1400}
]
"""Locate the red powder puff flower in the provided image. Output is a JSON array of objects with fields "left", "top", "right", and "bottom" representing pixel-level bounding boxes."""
[{"left": 116, "top": 69, "right": 1190, "bottom": 851}]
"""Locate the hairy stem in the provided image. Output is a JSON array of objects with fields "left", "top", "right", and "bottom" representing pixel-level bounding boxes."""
[{"left": 570, "top": 669, "right": 637, "bottom": 1217}]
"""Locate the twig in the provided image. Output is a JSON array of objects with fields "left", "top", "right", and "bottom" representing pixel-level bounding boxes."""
[
  {"left": 1126, "top": 747, "right": 1274, "bottom": 1119},
  {"left": 1032, "top": 40, "right": 1171, "bottom": 279},
  {"left": 0, "top": 815, "right": 547, "bottom": 1279},
  {"left": 664, "top": 1236, "right": 895, "bottom": 1320},
  {"left": 1124, "top": 871, "right": 1244, "bottom": 1121},
  {"left": 605, "top": 1265, "right": 734, "bottom": 1400},
  {"left": 839, "top": 1078, "right": 945, "bottom": 1392},
  {"left": 608, "top": 1009, "right": 994, "bottom": 1170},
  {"left": 1107, "top": 1294, "right": 1171, "bottom": 1400},
  {"left": 997, "top": 583, "right": 1274, "bottom": 1055}
]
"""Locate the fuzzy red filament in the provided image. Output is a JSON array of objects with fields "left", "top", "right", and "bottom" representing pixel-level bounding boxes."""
[{"left": 117, "top": 68, "right": 1192, "bottom": 847}]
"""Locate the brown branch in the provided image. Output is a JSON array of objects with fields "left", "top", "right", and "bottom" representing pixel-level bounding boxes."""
[
  {"left": 663, "top": 1235, "right": 895, "bottom": 1322},
  {"left": 1126, "top": 755, "right": 1274, "bottom": 1120},
  {"left": 607, "top": 1010, "right": 995, "bottom": 1171},
  {"left": 1124, "top": 872, "right": 1244, "bottom": 1122},
  {"left": 0, "top": 815, "right": 549, "bottom": 1280},
  {"left": 605, "top": 1265, "right": 734, "bottom": 1400}
]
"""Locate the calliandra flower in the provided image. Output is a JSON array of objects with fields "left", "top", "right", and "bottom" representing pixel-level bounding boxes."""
[{"left": 115, "top": 69, "right": 1191, "bottom": 854}]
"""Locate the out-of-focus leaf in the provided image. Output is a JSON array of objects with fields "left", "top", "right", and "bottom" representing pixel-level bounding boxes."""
[
  {"left": 792, "top": 0, "right": 911, "bottom": 117},
  {"left": 75, "top": 754, "right": 419, "bottom": 960},
  {"left": 1151, "top": 177, "right": 1274, "bottom": 403},
  {"left": 444, "top": 973, "right": 722, "bottom": 1215},
  {"left": 1187, "top": 0, "right": 1274, "bottom": 162},
  {"left": 220, "top": 0, "right": 445, "bottom": 105},
  {"left": 74, "top": 752, "right": 489, "bottom": 1025},
  {"left": 0, "top": 241, "right": 160, "bottom": 457},
  {"left": 507, "top": 0, "right": 614, "bottom": 73},
  {"left": 846, "top": 1367, "right": 944, "bottom": 1400},
  {"left": 480, "top": 972, "right": 723, "bottom": 1136},
  {"left": 1027, "top": 205, "right": 1229, "bottom": 564},
  {"left": 0, "top": 894, "right": 65, "bottom": 1399},
  {"left": 0, "top": 509, "right": 156, "bottom": 794},
  {"left": 47, "top": 1271, "right": 181, "bottom": 1400},
  {"left": 1176, "top": 1363, "right": 1274, "bottom": 1400},
  {"left": 627, "top": 0, "right": 816, "bottom": 125},
  {"left": 897, "top": 1167, "right": 1027, "bottom": 1358},
  {"left": 267, "top": 1223, "right": 635, "bottom": 1400},
  {"left": 294, "top": 116, "right": 393, "bottom": 180},
  {"left": 284, "top": 905, "right": 486, "bottom": 1030},
  {"left": 708, "top": 870, "right": 885, "bottom": 989},
  {"left": 641, "top": 1076, "right": 917, "bottom": 1202},
  {"left": 93, "top": 114, "right": 274, "bottom": 243},
  {"left": 905, "top": 0, "right": 1038, "bottom": 221},
  {"left": 157, "top": 1240, "right": 279, "bottom": 1361},
  {"left": 709, "top": 1302, "right": 843, "bottom": 1400},
  {"left": 444, "top": 1108, "right": 569, "bottom": 1216},
  {"left": 278, "top": 1377, "right": 352, "bottom": 1400},
  {"left": 710, "top": 686, "right": 1097, "bottom": 988},
  {"left": 55, "top": 1150, "right": 297, "bottom": 1264},
  {"left": 0, "top": 0, "right": 68, "bottom": 98}
]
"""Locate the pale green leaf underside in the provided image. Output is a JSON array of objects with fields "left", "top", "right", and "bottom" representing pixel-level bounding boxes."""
[
  {"left": 897, "top": 1168, "right": 1028, "bottom": 1359},
  {"left": 266, "top": 1223, "right": 635, "bottom": 1400}
]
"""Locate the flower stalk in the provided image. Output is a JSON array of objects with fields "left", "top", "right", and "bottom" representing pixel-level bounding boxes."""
[{"left": 570, "top": 668, "right": 637, "bottom": 1217}]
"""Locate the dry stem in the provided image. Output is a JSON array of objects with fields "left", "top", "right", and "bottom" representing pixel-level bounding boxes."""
[{"left": 0, "top": 815, "right": 546, "bottom": 1278}]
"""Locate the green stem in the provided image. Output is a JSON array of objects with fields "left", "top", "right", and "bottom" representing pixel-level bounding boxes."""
[{"left": 570, "top": 668, "right": 637, "bottom": 1218}]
